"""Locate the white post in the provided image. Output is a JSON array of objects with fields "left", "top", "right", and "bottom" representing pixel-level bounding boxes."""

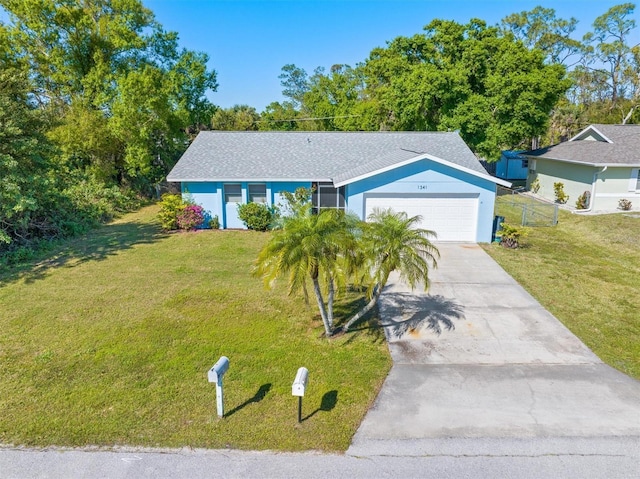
[
  {"left": 216, "top": 379, "right": 224, "bottom": 418},
  {"left": 292, "top": 367, "right": 309, "bottom": 423},
  {"left": 208, "top": 356, "right": 230, "bottom": 418}
]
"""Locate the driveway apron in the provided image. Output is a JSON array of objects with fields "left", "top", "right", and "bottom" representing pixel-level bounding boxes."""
[{"left": 348, "top": 244, "right": 640, "bottom": 454}]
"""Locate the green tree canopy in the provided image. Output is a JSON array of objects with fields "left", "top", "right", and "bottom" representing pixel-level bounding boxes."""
[
  {"left": 500, "top": 6, "right": 583, "bottom": 65},
  {"left": 0, "top": 67, "right": 53, "bottom": 245},
  {"left": 274, "top": 20, "right": 570, "bottom": 159},
  {"left": 211, "top": 104, "right": 259, "bottom": 131},
  {"left": 363, "top": 19, "right": 571, "bottom": 158},
  {"left": 258, "top": 101, "right": 301, "bottom": 131},
  {"left": 0, "top": 0, "right": 217, "bottom": 254},
  {"left": 1, "top": 0, "right": 217, "bottom": 189}
]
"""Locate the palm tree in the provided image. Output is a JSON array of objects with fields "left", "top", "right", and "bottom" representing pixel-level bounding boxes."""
[
  {"left": 253, "top": 205, "right": 360, "bottom": 336},
  {"left": 341, "top": 208, "right": 439, "bottom": 333}
]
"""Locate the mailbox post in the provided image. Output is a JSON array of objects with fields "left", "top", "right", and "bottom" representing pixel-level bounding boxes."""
[
  {"left": 292, "top": 367, "right": 308, "bottom": 423},
  {"left": 208, "top": 356, "right": 229, "bottom": 417}
]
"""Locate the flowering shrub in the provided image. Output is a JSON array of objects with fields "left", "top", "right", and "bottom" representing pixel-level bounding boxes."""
[
  {"left": 529, "top": 178, "right": 540, "bottom": 193},
  {"left": 177, "top": 204, "right": 205, "bottom": 230}
]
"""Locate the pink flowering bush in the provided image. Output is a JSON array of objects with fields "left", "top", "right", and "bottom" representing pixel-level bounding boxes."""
[{"left": 177, "top": 204, "right": 205, "bottom": 230}]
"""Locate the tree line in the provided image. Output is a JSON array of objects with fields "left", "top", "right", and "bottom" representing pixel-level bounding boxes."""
[
  {"left": 1, "top": 0, "right": 216, "bottom": 258},
  {"left": 247, "top": 4, "right": 638, "bottom": 154},
  {"left": 1, "top": 1, "right": 638, "bottom": 260}
]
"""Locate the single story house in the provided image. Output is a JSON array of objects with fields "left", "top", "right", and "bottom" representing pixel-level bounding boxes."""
[
  {"left": 166, "top": 131, "right": 510, "bottom": 242},
  {"left": 524, "top": 124, "right": 640, "bottom": 211},
  {"left": 495, "top": 151, "right": 529, "bottom": 181}
]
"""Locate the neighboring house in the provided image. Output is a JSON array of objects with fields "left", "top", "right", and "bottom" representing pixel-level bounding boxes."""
[
  {"left": 495, "top": 151, "right": 529, "bottom": 181},
  {"left": 166, "top": 131, "right": 510, "bottom": 242},
  {"left": 525, "top": 124, "right": 640, "bottom": 211}
]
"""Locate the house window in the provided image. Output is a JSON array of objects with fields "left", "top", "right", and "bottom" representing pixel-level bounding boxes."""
[
  {"left": 224, "top": 183, "right": 242, "bottom": 203},
  {"left": 521, "top": 159, "right": 529, "bottom": 169},
  {"left": 637, "top": 169, "right": 640, "bottom": 191},
  {"left": 311, "top": 182, "right": 345, "bottom": 211},
  {"left": 248, "top": 183, "right": 267, "bottom": 203}
]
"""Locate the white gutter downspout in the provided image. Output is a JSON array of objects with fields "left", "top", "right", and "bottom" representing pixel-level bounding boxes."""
[{"left": 574, "top": 166, "right": 607, "bottom": 214}]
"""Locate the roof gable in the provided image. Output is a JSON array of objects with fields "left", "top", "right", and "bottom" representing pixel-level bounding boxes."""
[
  {"left": 526, "top": 124, "right": 640, "bottom": 166},
  {"left": 167, "top": 131, "right": 508, "bottom": 186},
  {"left": 334, "top": 151, "right": 510, "bottom": 187},
  {"left": 569, "top": 125, "right": 613, "bottom": 143}
]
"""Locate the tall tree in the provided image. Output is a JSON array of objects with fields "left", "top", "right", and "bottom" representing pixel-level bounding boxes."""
[
  {"left": 279, "top": 63, "right": 310, "bottom": 109},
  {"left": 500, "top": 6, "right": 583, "bottom": 65},
  {"left": 582, "top": 3, "right": 636, "bottom": 105},
  {"left": 363, "top": 19, "right": 571, "bottom": 159},
  {"left": 302, "top": 64, "right": 379, "bottom": 131},
  {"left": 342, "top": 209, "right": 439, "bottom": 333},
  {"left": 253, "top": 206, "right": 360, "bottom": 337},
  {"left": 0, "top": 0, "right": 217, "bottom": 189},
  {"left": 0, "top": 67, "right": 55, "bottom": 247}
]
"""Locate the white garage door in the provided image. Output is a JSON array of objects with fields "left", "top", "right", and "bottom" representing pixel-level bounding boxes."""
[{"left": 365, "top": 196, "right": 478, "bottom": 242}]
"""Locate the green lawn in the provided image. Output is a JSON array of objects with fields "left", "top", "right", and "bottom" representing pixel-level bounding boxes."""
[
  {"left": 0, "top": 205, "right": 391, "bottom": 451},
  {"left": 484, "top": 196, "right": 640, "bottom": 380}
]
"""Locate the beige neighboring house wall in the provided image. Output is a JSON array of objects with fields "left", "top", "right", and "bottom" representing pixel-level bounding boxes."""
[
  {"left": 530, "top": 159, "right": 592, "bottom": 204},
  {"left": 526, "top": 124, "right": 640, "bottom": 211},
  {"left": 595, "top": 167, "right": 640, "bottom": 210}
]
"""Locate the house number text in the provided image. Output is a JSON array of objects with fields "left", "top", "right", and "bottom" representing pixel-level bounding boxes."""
[{"left": 418, "top": 184, "right": 428, "bottom": 190}]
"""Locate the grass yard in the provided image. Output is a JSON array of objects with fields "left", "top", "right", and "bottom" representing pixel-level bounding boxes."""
[
  {"left": 0, "top": 205, "right": 391, "bottom": 451},
  {"left": 484, "top": 195, "right": 640, "bottom": 380}
]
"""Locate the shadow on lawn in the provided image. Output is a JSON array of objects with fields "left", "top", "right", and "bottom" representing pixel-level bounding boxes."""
[
  {"left": 332, "top": 289, "right": 386, "bottom": 344},
  {"left": 0, "top": 219, "right": 167, "bottom": 287},
  {"left": 225, "top": 383, "right": 272, "bottom": 418},
  {"left": 302, "top": 390, "right": 338, "bottom": 422}
]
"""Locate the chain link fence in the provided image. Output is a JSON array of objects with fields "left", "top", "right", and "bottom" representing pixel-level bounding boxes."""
[{"left": 496, "top": 186, "right": 558, "bottom": 227}]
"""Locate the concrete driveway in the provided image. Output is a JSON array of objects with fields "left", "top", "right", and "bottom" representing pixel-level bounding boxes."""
[{"left": 349, "top": 243, "right": 640, "bottom": 454}]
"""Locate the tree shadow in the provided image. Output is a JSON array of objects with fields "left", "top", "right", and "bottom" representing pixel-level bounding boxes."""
[
  {"left": 0, "top": 219, "right": 167, "bottom": 287},
  {"left": 378, "top": 293, "right": 465, "bottom": 339},
  {"left": 225, "top": 383, "right": 272, "bottom": 418},
  {"left": 332, "top": 288, "right": 386, "bottom": 344},
  {"left": 302, "top": 390, "right": 338, "bottom": 421}
]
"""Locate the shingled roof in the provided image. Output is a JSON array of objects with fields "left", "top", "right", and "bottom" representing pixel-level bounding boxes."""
[
  {"left": 525, "top": 124, "right": 640, "bottom": 166},
  {"left": 166, "top": 131, "right": 504, "bottom": 185}
]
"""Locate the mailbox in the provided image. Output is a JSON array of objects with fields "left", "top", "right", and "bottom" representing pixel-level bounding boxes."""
[
  {"left": 292, "top": 367, "right": 308, "bottom": 397},
  {"left": 208, "top": 356, "right": 229, "bottom": 384}
]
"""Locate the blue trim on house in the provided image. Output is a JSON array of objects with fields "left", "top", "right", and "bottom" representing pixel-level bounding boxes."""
[
  {"left": 345, "top": 158, "right": 496, "bottom": 242},
  {"left": 185, "top": 181, "right": 312, "bottom": 229}
]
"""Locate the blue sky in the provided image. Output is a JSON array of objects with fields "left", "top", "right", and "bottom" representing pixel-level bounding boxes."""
[
  {"left": 143, "top": 0, "right": 639, "bottom": 111},
  {"left": 2, "top": 1, "right": 638, "bottom": 110}
]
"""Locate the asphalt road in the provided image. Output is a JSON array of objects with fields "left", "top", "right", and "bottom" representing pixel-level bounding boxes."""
[{"left": 1, "top": 437, "right": 639, "bottom": 479}]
